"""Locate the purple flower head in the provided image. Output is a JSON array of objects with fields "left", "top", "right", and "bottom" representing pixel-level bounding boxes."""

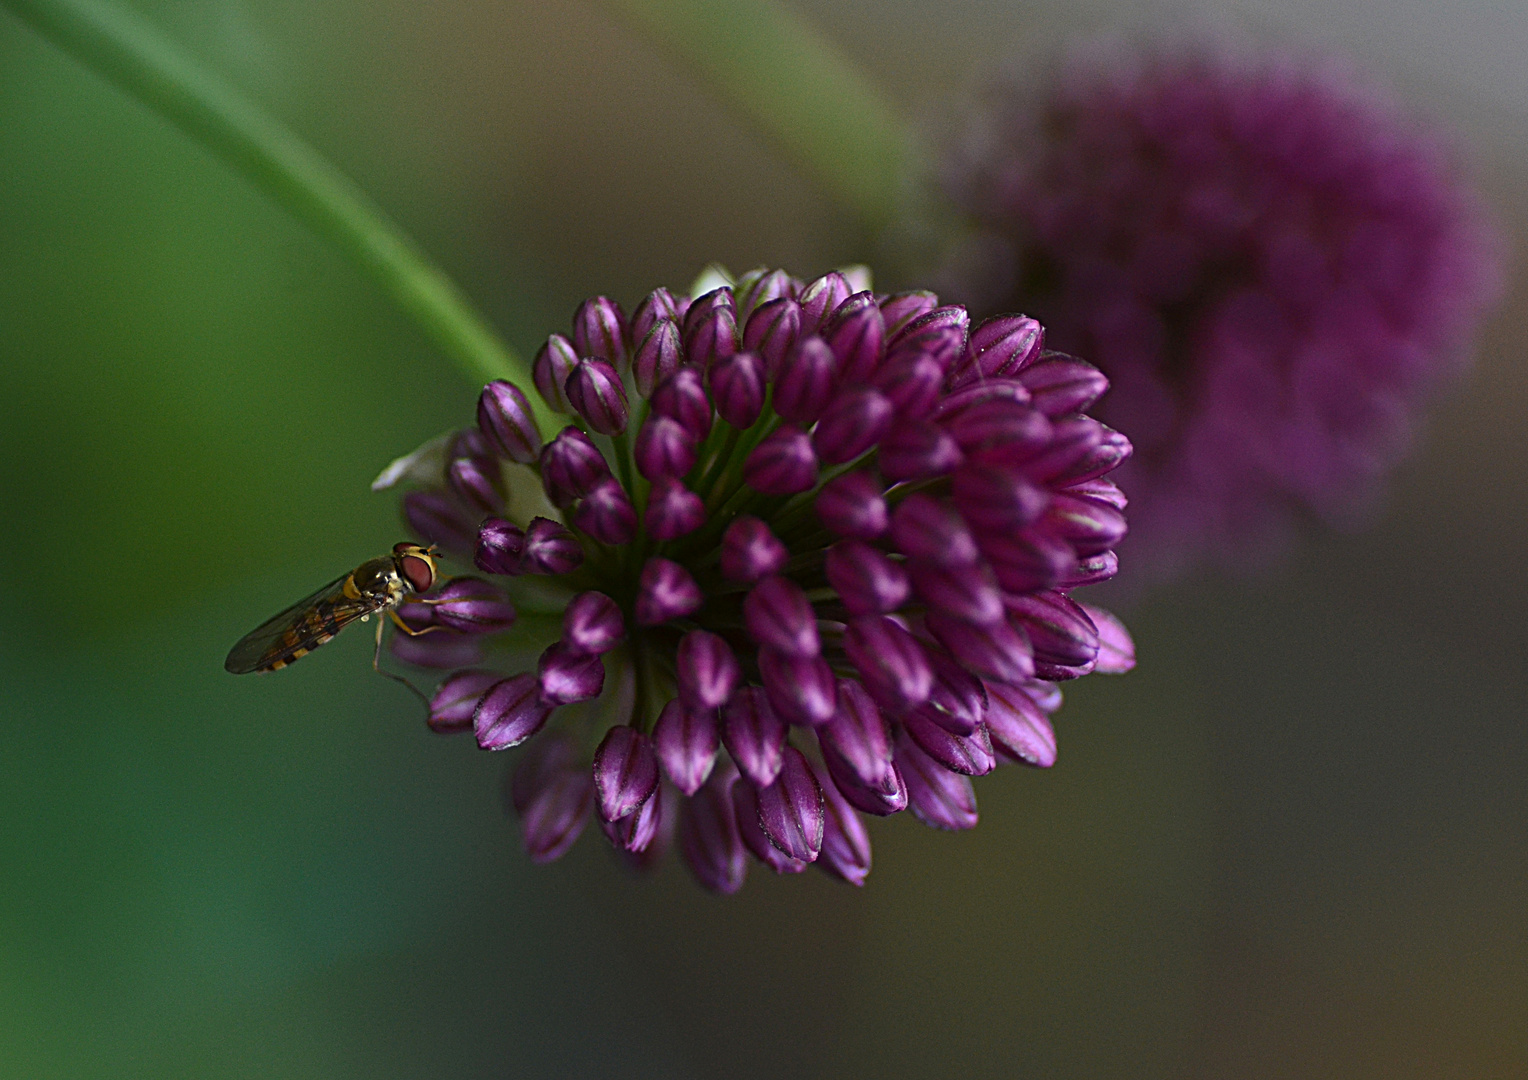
[
  {"left": 383, "top": 266, "right": 1135, "bottom": 890},
  {"left": 941, "top": 42, "right": 1505, "bottom": 582}
]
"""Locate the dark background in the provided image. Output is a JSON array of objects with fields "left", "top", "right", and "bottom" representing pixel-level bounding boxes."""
[{"left": 2, "top": 1, "right": 1524, "bottom": 1076}]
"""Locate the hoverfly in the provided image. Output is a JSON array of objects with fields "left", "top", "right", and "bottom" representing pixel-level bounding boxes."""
[{"left": 225, "top": 542, "right": 441, "bottom": 679}]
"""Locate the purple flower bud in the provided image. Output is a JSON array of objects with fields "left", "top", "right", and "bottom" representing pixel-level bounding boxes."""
[
  {"left": 635, "top": 557, "right": 703, "bottom": 625},
  {"left": 907, "top": 559, "right": 1004, "bottom": 625},
  {"left": 1017, "top": 354, "right": 1110, "bottom": 417},
  {"left": 735, "top": 267, "right": 793, "bottom": 320},
  {"left": 631, "top": 286, "right": 680, "bottom": 347},
  {"left": 430, "top": 577, "right": 517, "bottom": 634},
  {"left": 743, "top": 575, "right": 820, "bottom": 656},
  {"left": 403, "top": 490, "right": 477, "bottom": 555},
  {"left": 743, "top": 427, "right": 818, "bottom": 495},
  {"left": 447, "top": 455, "right": 504, "bottom": 517},
  {"left": 797, "top": 271, "right": 852, "bottom": 335},
  {"left": 537, "top": 640, "right": 605, "bottom": 705},
  {"left": 571, "top": 295, "right": 627, "bottom": 365},
  {"left": 562, "top": 591, "right": 623, "bottom": 655},
  {"left": 391, "top": 628, "right": 483, "bottom": 669},
  {"left": 449, "top": 427, "right": 493, "bottom": 461},
  {"left": 872, "top": 352, "right": 944, "bottom": 419},
  {"left": 601, "top": 782, "right": 663, "bottom": 853},
  {"left": 822, "top": 749, "right": 907, "bottom": 817},
  {"left": 889, "top": 493, "right": 979, "bottom": 566},
  {"left": 719, "top": 516, "right": 789, "bottom": 583},
  {"left": 565, "top": 359, "right": 629, "bottom": 436},
  {"left": 934, "top": 378, "right": 1031, "bottom": 422},
  {"left": 476, "top": 380, "right": 542, "bottom": 464},
  {"left": 509, "top": 733, "right": 580, "bottom": 814},
  {"left": 1059, "top": 550, "right": 1120, "bottom": 589},
  {"left": 758, "top": 649, "right": 837, "bottom": 726},
  {"left": 903, "top": 710, "right": 996, "bottom": 776},
  {"left": 721, "top": 686, "right": 787, "bottom": 787},
  {"left": 708, "top": 350, "right": 765, "bottom": 428},
  {"left": 742, "top": 296, "right": 801, "bottom": 377},
  {"left": 977, "top": 528, "right": 1074, "bottom": 594},
  {"left": 813, "top": 387, "right": 894, "bottom": 465},
  {"left": 895, "top": 731, "right": 978, "bottom": 831},
  {"left": 945, "top": 399, "right": 1054, "bottom": 466},
  {"left": 821, "top": 291, "right": 886, "bottom": 383},
  {"left": 520, "top": 767, "right": 594, "bottom": 864},
  {"left": 683, "top": 300, "right": 740, "bottom": 371},
  {"left": 773, "top": 335, "right": 838, "bottom": 424},
  {"left": 824, "top": 540, "right": 909, "bottom": 615},
  {"left": 676, "top": 630, "right": 740, "bottom": 709},
  {"left": 474, "top": 516, "right": 525, "bottom": 575},
  {"left": 540, "top": 427, "right": 611, "bottom": 507},
  {"left": 924, "top": 610, "right": 1035, "bottom": 685},
  {"left": 884, "top": 306, "right": 969, "bottom": 372},
  {"left": 1040, "top": 492, "right": 1128, "bottom": 557},
  {"left": 1006, "top": 591, "right": 1100, "bottom": 677},
  {"left": 427, "top": 669, "right": 501, "bottom": 734},
  {"left": 631, "top": 318, "right": 682, "bottom": 399},
  {"left": 644, "top": 476, "right": 706, "bottom": 540},
  {"left": 879, "top": 290, "right": 939, "bottom": 336},
  {"left": 533, "top": 334, "right": 579, "bottom": 413},
  {"left": 877, "top": 421, "right": 964, "bottom": 482},
  {"left": 952, "top": 462, "right": 1051, "bottom": 533},
  {"left": 1065, "top": 476, "right": 1127, "bottom": 509},
  {"left": 650, "top": 366, "right": 713, "bottom": 439},
  {"left": 754, "top": 746, "right": 824, "bottom": 863},
  {"left": 952, "top": 315, "right": 1044, "bottom": 386},
  {"left": 520, "top": 517, "right": 584, "bottom": 576},
  {"left": 815, "top": 472, "right": 888, "bottom": 539},
  {"left": 812, "top": 759, "right": 872, "bottom": 886},
  {"left": 843, "top": 615, "right": 934, "bottom": 716},
  {"left": 983, "top": 680, "right": 1058, "bottom": 768},
  {"left": 1081, "top": 604, "right": 1135, "bottom": 674},
  {"left": 634, "top": 413, "right": 699, "bottom": 480},
  {"left": 818, "top": 679, "right": 892, "bottom": 784},
  {"left": 654, "top": 699, "right": 719, "bottom": 795},
  {"left": 680, "top": 765, "right": 747, "bottom": 894},
  {"left": 733, "top": 779, "right": 809, "bottom": 874},
  {"left": 1015, "top": 414, "right": 1106, "bottom": 482},
  {"left": 922, "top": 650, "right": 989, "bottom": 736},
  {"left": 681, "top": 286, "right": 734, "bottom": 337},
  {"left": 1050, "top": 424, "right": 1132, "bottom": 486},
  {"left": 573, "top": 476, "right": 637, "bottom": 545},
  {"left": 592, "top": 725, "right": 659, "bottom": 822},
  {"left": 474, "top": 673, "right": 553, "bottom": 751}
]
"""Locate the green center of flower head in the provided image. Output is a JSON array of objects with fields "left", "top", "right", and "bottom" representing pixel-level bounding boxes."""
[{"left": 381, "top": 265, "right": 1136, "bottom": 891}]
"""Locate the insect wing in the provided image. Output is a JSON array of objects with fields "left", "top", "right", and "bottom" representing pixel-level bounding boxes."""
[{"left": 225, "top": 574, "right": 382, "bottom": 674}]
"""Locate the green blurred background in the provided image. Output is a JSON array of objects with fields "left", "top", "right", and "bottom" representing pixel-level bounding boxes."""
[{"left": 2, "top": 1, "right": 1524, "bottom": 1076}]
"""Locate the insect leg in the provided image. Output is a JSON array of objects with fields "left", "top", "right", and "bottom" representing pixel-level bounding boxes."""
[
  {"left": 373, "top": 608, "right": 433, "bottom": 711},
  {"left": 388, "top": 608, "right": 447, "bottom": 636}
]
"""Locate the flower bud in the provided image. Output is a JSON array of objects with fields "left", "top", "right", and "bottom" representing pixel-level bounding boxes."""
[
  {"left": 924, "top": 610, "right": 1035, "bottom": 685},
  {"left": 632, "top": 318, "right": 682, "bottom": 399},
  {"left": 758, "top": 649, "right": 837, "bottom": 726},
  {"left": 821, "top": 750, "right": 907, "bottom": 817},
  {"left": 519, "top": 517, "right": 584, "bottom": 576},
  {"left": 520, "top": 767, "right": 594, "bottom": 864},
  {"left": 952, "top": 314, "right": 1044, "bottom": 386},
  {"left": 773, "top": 335, "right": 838, "bottom": 424},
  {"left": 879, "top": 290, "right": 938, "bottom": 336},
  {"left": 430, "top": 577, "right": 516, "bottom": 634},
  {"left": 983, "top": 680, "right": 1058, "bottom": 767},
  {"left": 391, "top": 627, "right": 482, "bottom": 669},
  {"left": 630, "top": 286, "right": 680, "bottom": 346},
  {"left": 721, "top": 686, "right": 787, "bottom": 787},
  {"left": 921, "top": 651, "right": 988, "bottom": 736},
  {"left": 634, "top": 413, "right": 698, "bottom": 480},
  {"left": 733, "top": 779, "right": 808, "bottom": 874},
  {"left": 743, "top": 427, "right": 818, "bottom": 495},
  {"left": 797, "top": 271, "right": 852, "bottom": 335},
  {"left": 709, "top": 350, "right": 766, "bottom": 428},
  {"left": 743, "top": 575, "right": 820, "bottom": 656},
  {"left": 742, "top": 296, "right": 801, "bottom": 377},
  {"left": 896, "top": 732, "right": 979, "bottom": 830},
  {"left": 813, "top": 387, "right": 894, "bottom": 465},
  {"left": 474, "top": 673, "right": 553, "bottom": 751},
  {"left": 681, "top": 286, "right": 734, "bottom": 337},
  {"left": 1015, "top": 414, "right": 1106, "bottom": 482},
  {"left": 654, "top": 699, "right": 719, "bottom": 795},
  {"left": 601, "top": 783, "right": 663, "bottom": 853},
  {"left": 889, "top": 493, "right": 979, "bottom": 566},
  {"left": 952, "top": 461, "right": 1051, "bottom": 533},
  {"left": 754, "top": 746, "right": 824, "bottom": 863},
  {"left": 403, "top": 490, "right": 477, "bottom": 556},
  {"left": 945, "top": 399, "right": 1053, "bottom": 465},
  {"left": 814, "top": 472, "right": 888, "bottom": 539},
  {"left": 885, "top": 306, "right": 969, "bottom": 372},
  {"left": 476, "top": 380, "right": 542, "bottom": 463},
  {"left": 1059, "top": 551, "right": 1120, "bottom": 589},
  {"left": 571, "top": 295, "right": 627, "bottom": 365},
  {"left": 561, "top": 590, "right": 623, "bottom": 655},
  {"left": 532, "top": 334, "right": 579, "bottom": 413},
  {"left": 676, "top": 630, "right": 740, "bottom": 709},
  {"left": 824, "top": 540, "right": 908, "bottom": 615},
  {"left": 650, "top": 366, "right": 713, "bottom": 439},
  {"left": 821, "top": 291, "right": 886, "bottom": 383},
  {"left": 1006, "top": 591, "right": 1100, "bottom": 676},
  {"left": 680, "top": 765, "right": 747, "bottom": 894},
  {"left": 877, "top": 421, "right": 964, "bottom": 482},
  {"left": 565, "top": 359, "right": 629, "bottom": 436},
  {"left": 427, "top": 669, "right": 500, "bottom": 734},
  {"left": 907, "top": 559, "right": 1005, "bottom": 625},
  {"left": 817, "top": 678, "right": 892, "bottom": 784},
  {"left": 719, "top": 516, "right": 789, "bottom": 583},
  {"left": 1040, "top": 492, "right": 1128, "bottom": 557},
  {"left": 447, "top": 455, "right": 505, "bottom": 517},
  {"left": 843, "top": 615, "right": 934, "bottom": 716},
  {"left": 573, "top": 476, "right": 637, "bottom": 545},
  {"left": 635, "top": 557, "right": 703, "bottom": 625},
  {"left": 472, "top": 516, "right": 524, "bottom": 575},
  {"left": 540, "top": 426, "right": 611, "bottom": 507},
  {"left": 1081, "top": 603, "right": 1135, "bottom": 674},
  {"left": 683, "top": 297, "right": 740, "bottom": 370},
  {"left": 735, "top": 267, "right": 792, "bottom": 320},
  {"left": 537, "top": 640, "right": 605, "bottom": 705},
  {"left": 872, "top": 352, "right": 944, "bottom": 419},
  {"left": 644, "top": 477, "right": 705, "bottom": 540},
  {"left": 977, "top": 529, "right": 1074, "bottom": 594},
  {"left": 1017, "top": 353, "right": 1110, "bottom": 416},
  {"left": 812, "top": 759, "right": 872, "bottom": 886},
  {"left": 903, "top": 710, "right": 996, "bottom": 776},
  {"left": 509, "top": 733, "right": 580, "bottom": 814},
  {"left": 591, "top": 725, "right": 659, "bottom": 823}
]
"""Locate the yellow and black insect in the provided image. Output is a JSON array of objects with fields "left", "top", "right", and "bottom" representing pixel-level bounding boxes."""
[{"left": 225, "top": 542, "right": 440, "bottom": 676}]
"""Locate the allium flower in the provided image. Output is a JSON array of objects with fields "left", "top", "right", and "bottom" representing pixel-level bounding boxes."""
[
  {"left": 939, "top": 43, "right": 1505, "bottom": 580},
  {"left": 379, "top": 267, "right": 1135, "bottom": 892}
]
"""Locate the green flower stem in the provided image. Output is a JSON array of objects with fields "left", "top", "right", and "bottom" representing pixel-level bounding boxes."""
[
  {"left": 598, "top": 0, "right": 912, "bottom": 230},
  {"left": 2, "top": 0, "right": 555, "bottom": 428}
]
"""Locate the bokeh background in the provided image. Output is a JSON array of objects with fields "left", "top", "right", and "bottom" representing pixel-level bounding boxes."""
[{"left": 2, "top": 0, "right": 1524, "bottom": 1076}]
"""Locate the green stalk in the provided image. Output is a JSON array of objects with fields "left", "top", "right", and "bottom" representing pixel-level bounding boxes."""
[
  {"left": 3, "top": 0, "right": 555, "bottom": 428},
  {"left": 599, "top": 0, "right": 912, "bottom": 230}
]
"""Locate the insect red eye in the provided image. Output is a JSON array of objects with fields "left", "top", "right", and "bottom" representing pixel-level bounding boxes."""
[
  {"left": 393, "top": 541, "right": 418, "bottom": 555},
  {"left": 400, "top": 554, "right": 435, "bottom": 593}
]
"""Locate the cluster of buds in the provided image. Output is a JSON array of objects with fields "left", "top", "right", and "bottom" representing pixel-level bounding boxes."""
[{"left": 381, "top": 267, "right": 1135, "bottom": 891}]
